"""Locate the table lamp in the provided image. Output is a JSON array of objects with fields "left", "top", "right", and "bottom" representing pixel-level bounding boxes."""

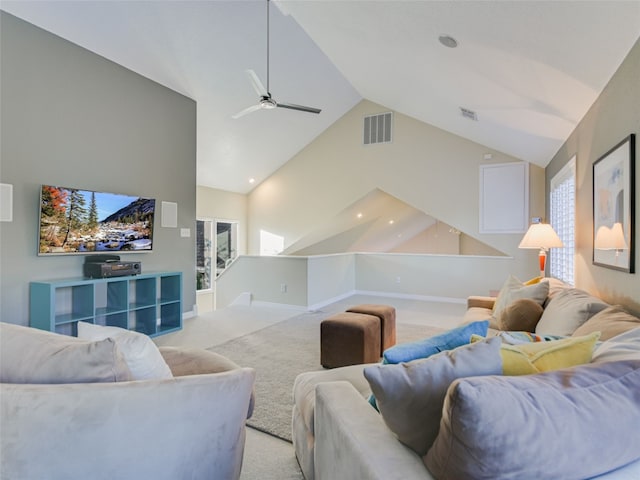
[{"left": 518, "top": 222, "right": 563, "bottom": 277}]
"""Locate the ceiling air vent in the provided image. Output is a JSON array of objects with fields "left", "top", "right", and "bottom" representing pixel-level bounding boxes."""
[
  {"left": 363, "top": 112, "right": 393, "bottom": 145},
  {"left": 460, "top": 107, "right": 478, "bottom": 121}
]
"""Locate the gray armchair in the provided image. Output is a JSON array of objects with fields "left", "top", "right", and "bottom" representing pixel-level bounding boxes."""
[{"left": 1, "top": 334, "right": 255, "bottom": 480}]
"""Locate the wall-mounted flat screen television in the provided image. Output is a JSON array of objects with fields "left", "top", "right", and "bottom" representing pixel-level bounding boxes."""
[{"left": 38, "top": 185, "right": 155, "bottom": 255}]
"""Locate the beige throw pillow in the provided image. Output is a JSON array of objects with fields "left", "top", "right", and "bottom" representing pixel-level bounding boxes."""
[
  {"left": 0, "top": 322, "right": 131, "bottom": 384},
  {"left": 492, "top": 276, "right": 549, "bottom": 322},
  {"left": 542, "top": 276, "right": 571, "bottom": 304},
  {"left": 498, "top": 298, "right": 544, "bottom": 332},
  {"left": 78, "top": 322, "right": 173, "bottom": 380},
  {"left": 572, "top": 305, "right": 640, "bottom": 341},
  {"left": 535, "top": 288, "right": 609, "bottom": 336}
]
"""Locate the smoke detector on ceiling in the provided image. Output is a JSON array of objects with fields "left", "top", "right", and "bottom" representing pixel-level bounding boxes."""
[
  {"left": 460, "top": 107, "right": 478, "bottom": 121},
  {"left": 438, "top": 35, "right": 458, "bottom": 48}
]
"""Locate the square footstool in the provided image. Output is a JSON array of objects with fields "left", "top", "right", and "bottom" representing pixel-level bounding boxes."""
[
  {"left": 346, "top": 304, "right": 396, "bottom": 355},
  {"left": 320, "top": 312, "right": 381, "bottom": 369}
]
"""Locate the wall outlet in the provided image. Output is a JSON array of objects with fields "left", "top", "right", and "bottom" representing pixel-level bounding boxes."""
[
  {"left": 395, "top": 276, "right": 401, "bottom": 284},
  {"left": 280, "top": 283, "right": 287, "bottom": 293}
]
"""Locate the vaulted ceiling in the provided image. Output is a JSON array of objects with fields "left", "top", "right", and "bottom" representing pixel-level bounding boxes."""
[{"left": 2, "top": 1, "right": 639, "bottom": 194}]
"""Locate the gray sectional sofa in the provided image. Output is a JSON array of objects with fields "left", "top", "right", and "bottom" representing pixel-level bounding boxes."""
[{"left": 292, "top": 277, "right": 640, "bottom": 480}]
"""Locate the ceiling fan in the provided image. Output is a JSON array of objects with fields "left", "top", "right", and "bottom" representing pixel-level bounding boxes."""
[{"left": 232, "top": 0, "right": 321, "bottom": 119}]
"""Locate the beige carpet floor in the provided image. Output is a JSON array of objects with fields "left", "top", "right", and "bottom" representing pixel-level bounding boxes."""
[
  {"left": 212, "top": 309, "right": 445, "bottom": 441},
  {"left": 155, "top": 294, "right": 466, "bottom": 479}
]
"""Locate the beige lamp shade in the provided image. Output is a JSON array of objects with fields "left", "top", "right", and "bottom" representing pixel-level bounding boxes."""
[
  {"left": 594, "top": 222, "right": 628, "bottom": 250},
  {"left": 518, "top": 223, "right": 564, "bottom": 250},
  {"left": 519, "top": 223, "right": 563, "bottom": 276}
]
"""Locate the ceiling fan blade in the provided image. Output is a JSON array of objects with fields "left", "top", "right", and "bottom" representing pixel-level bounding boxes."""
[
  {"left": 246, "top": 69, "right": 268, "bottom": 97},
  {"left": 232, "top": 103, "right": 262, "bottom": 119},
  {"left": 276, "top": 102, "right": 321, "bottom": 114},
  {"left": 238, "top": 4, "right": 319, "bottom": 119}
]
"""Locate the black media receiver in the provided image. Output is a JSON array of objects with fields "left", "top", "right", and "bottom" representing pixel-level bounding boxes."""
[{"left": 83, "top": 255, "right": 141, "bottom": 278}]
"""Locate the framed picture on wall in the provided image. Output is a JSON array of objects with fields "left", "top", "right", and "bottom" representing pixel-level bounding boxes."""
[{"left": 592, "top": 134, "right": 635, "bottom": 273}]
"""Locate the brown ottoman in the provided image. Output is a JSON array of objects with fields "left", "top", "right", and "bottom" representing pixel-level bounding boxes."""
[
  {"left": 346, "top": 304, "right": 396, "bottom": 355},
  {"left": 320, "top": 312, "right": 381, "bottom": 369}
]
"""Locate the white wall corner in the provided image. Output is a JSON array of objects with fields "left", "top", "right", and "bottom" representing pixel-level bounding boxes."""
[
  {"left": 307, "top": 289, "right": 358, "bottom": 311},
  {"left": 182, "top": 305, "right": 198, "bottom": 320}
]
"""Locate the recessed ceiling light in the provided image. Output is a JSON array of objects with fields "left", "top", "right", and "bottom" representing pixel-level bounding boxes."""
[
  {"left": 357, "top": 213, "right": 363, "bottom": 219},
  {"left": 388, "top": 220, "right": 395, "bottom": 225},
  {"left": 249, "top": 178, "right": 255, "bottom": 184},
  {"left": 439, "top": 35, "right": 458, "bottom": 48}
]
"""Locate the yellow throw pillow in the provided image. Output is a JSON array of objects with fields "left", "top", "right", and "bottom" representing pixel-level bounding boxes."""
[
  {"left": 523, "top": 276, "right": 542, "bottom": 286},
  {"left": 499, "top": 332, "right": 600, "bottom": 375}
]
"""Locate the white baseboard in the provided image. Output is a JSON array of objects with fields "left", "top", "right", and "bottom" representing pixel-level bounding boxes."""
[
  {"left": 250, "top": 300, "right": 308, "bottom": 312},
  {"left": 354, "top": 290, "right": 466, "bottom": 305},
  {"left": 182, "top": 307, "right": 197, "bottom": 320}
]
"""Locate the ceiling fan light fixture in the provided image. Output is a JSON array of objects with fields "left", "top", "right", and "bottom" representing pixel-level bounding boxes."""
[{"left": 260, "top": 96, "right": 277, "bottom": 109}]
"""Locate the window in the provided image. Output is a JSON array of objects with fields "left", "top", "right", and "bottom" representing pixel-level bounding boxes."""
[
  {"left": 196, "top": 220, "right": 213, "bottom": 291},
  {"left": 549, "top": 157, "right": 575, "bottom": 285},
  {"left": 260, "top": 229, "right": 284, "bottom": 256},
  {"left": 216, "top": 221, "right": 238, "bottom": 276},
  {"left": 197, "top": 220, "right": 239, "bottom": 290}
]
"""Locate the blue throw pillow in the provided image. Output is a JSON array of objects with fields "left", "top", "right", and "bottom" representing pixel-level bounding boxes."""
[{"left": 382, "top": 320, "right": 489, "bottom": 364}]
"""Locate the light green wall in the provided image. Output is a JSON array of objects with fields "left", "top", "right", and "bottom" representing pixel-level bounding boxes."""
[
  {"left": 546, "top": 37, "right": 640, "bottom": 314},
  {"left": 248, "top": 99, "right": 545, "bottom": 280},
  {"left": 0, "top": 12, "right": 197, "bottom": 324}
]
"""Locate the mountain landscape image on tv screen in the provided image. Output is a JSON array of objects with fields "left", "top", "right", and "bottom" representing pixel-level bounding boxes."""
[{"left": 39, "top": 185, "right": 155, "bottom": 255}]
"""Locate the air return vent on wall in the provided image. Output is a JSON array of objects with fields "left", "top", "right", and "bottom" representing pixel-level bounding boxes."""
[{"left": 363, "top": 112, "right": 393, "bottom": 145}]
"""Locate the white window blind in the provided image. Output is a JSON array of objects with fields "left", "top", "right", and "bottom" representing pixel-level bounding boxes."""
[{"left": 549, "top": 157, "right": 576, "bottom": 285}]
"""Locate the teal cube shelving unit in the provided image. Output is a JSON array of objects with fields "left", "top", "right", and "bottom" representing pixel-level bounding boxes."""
[{"left": 30, "top": 272, "right": 182, "bottom": 337}]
